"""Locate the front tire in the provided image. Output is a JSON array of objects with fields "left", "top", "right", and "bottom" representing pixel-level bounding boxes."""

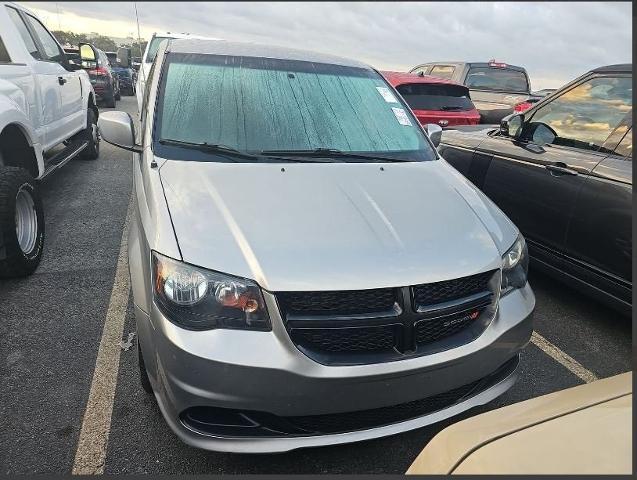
[
  {"left": 0, "top": 167, "right": 45, "bottom": 278},
  {"left": 79, "top": 108, "right": 100, "bottom": 160}
]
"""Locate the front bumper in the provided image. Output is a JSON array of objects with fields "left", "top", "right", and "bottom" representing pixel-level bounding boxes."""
[{"left": 136, "top": 283, "right": 534, "bottom": 453}]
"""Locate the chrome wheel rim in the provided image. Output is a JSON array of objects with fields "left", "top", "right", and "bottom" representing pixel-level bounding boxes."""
[{"left": 15, "top": 187, "right": 38, "bottom": 254}]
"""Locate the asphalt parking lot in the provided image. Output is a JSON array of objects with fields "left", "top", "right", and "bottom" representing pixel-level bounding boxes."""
[{"left": 0, "top": 95, "right": 631, "bottom": 474}]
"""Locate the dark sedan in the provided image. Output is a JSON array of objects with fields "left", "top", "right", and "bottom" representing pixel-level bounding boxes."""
[{"left": 438, "top": 64, "right": 632, "bottom": 314}]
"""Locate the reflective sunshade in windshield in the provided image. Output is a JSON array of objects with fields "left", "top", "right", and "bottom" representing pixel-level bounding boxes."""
[{"left": 156, "top": 54, "right": 434, "bottom": 161}]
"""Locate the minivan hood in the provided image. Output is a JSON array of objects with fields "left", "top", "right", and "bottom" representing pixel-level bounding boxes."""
[{"left": 159, "top": 159, "right": 516, "bottom": 292}]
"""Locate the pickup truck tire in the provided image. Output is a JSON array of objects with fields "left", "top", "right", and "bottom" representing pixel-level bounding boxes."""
[
  {"left": 79, "top": 109, "right": 100, "bottom": 160},
  {"left": 0, "top": 167, "right": 44, "bottom": 278},
  {"left": 115, "top": 90, "right": 121, "bottom": 101},
  {"left": 138, "top": 341, "right": 153, "bottom": 393}
]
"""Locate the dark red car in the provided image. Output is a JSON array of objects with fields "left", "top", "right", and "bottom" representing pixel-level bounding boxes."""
[{"left": 382, "top": 71, "right": 480, "bottom": 127}]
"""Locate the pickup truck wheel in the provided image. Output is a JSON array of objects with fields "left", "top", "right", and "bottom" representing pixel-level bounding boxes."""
[
  {"left": 115, "top": 90, "right": 121, "bottom": 101},
  {"left": 0, "top": 167, "right": 44, "bottom": 278},
  {"left": 79, "top": 109, "right": 100, "bottom": 160},
  {"left": 138, "top": 341, "right": 153, "bottom": 393}
]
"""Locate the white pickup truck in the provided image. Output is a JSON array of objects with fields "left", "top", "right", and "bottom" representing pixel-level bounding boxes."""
[{"left": 0, "top": 2, "right": 99, "bottom": 277}]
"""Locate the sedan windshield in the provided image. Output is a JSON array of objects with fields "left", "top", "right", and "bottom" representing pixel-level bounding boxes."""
[{"left": 155, "top": 53, "right": 436, "bottom": 162}]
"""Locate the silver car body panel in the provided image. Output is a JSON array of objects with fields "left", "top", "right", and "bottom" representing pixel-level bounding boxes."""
[
  {"left": 158, "top": 158, "right": 518, "bottom": 291},
  {"left": 126, "top": 39, "right": 535, "bottom": 453}
]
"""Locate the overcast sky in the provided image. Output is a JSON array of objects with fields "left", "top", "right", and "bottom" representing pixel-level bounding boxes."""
[{"left": 21, "top": 1, "right": 632, "bottom": 89}]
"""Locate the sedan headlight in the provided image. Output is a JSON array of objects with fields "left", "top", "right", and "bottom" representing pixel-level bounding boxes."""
[
  {"left": 152, "top": 252, "right": 270, "bottom": 331},
  {"left": 501, "top": 235, "right": 529, "bottom": 294}
]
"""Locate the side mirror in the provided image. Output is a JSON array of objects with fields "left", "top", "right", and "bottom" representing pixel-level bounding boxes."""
[
  {"left": 500, "top": 113, "right": 524, "bottom": 138},
  {"left": 98, "top": 111, "right": 142, "bottom": 153},
  {"left": 425, "top": 123, "right": 443, "bottom": 147},
  {"left": 79, "top": 43, "right": 97, "bottom": 69}
]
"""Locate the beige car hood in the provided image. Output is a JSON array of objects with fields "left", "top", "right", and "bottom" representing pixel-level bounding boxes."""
[{"left": 407, "top": 372, "right": 632, "bottom": 474}]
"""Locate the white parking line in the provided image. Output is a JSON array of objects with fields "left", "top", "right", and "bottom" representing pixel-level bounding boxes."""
[
  {"left": 72, "top": 199, "right": 132, "bottom": 475},
  {"left": 531, "top": 331, "right": 598, "bottom": 384}
]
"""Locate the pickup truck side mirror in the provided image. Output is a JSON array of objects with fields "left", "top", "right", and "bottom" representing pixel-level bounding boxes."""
[
  {"left": 425, "top": 123, "right": 443, "bottom": 147},
  {"left": 500, "top": 113, "right": 524, "bottom": 138},
  {"left": 98, "top": 111, "right": 142, "bottom": 153}
]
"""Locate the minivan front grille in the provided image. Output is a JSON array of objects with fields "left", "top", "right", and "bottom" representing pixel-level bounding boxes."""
[
  {"left": 277, "top": 270, "right": 497, "bottom": 365},
  {"left": 291, "top": 324, "right": 399, "bottom": 353},
  {"left": 412, "top": 270, "right": 494, "bottom": 310},
  {"left": 277, "top": 288, "right": 399, "bottom": 317}
]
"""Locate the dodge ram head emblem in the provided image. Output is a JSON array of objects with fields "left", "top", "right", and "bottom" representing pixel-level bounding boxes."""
[{"left": 438, "top": 119, "right": 449, "bottom": 126}]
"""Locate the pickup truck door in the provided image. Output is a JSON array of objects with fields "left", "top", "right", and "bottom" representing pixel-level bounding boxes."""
[
  {"left": 5, "top": 6, "right": 63, "bottom": 149},
  {"left": 20, "top": 11, "right": 84, "bottom": 140},
  {"left": 476, "top": 74, "right": 632, "bottom": 258}
]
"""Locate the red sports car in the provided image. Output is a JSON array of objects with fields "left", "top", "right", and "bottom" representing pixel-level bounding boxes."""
[{"left": 382, "top": 71, "right": 481, "bottom": 127}]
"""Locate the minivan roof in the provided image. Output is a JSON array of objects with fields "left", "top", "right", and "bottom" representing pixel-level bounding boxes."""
[{"left": 167, "top": 38, "right": 370, "bottom": 69}]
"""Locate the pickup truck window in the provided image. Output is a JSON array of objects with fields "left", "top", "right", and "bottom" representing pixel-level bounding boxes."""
[
  {"left": 6, "top": 7, "right": 40, "bottom": 59},
  {"left": 527, "top": 76, "right": 632, "bottom": 152},
  {"left": 156, "top": 54, "right": 434, "bottom": 162},
  {"left": 0, "top": 36, "right": 10, "bottom": 62},
  {"left": 24, "top": 13, "right": 64, "bottom": 62},
  {"left": 465, "top": 66, "right": 529, "bottom": 93},
  {"left": 430, "top": 65, "right": 455, "bottom": 80}
]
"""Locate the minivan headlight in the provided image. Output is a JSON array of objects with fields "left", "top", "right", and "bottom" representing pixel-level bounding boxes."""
[
  {"left": 152, "top": 252, "right": 270, "bottom": 331},
  {"left": 501, "top": 235, "right": 529, "bottom": 294}
]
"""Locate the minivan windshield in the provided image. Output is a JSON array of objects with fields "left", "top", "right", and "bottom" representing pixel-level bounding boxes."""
[{"left": 155, "top": 53, "right": 436, "bottom": 162}]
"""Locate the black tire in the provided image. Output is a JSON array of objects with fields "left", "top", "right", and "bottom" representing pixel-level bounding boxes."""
[
  {"left": 115, "top": 89, "right": 121, "bottom": 101},
  {"left": 79, "top": 109, "right": 100, "bottom": 160},
  {"left": 138, "top": 341, "right": 153, "bottom": 394},
  {"left": 125, "top": 86, "right": 135, "bottom": 96},
  {"left": 105, "top": 92, "right": 116, "bottom": 108},
  {"left": 0, "top": 167, "right": 44, "bottom": 278}
]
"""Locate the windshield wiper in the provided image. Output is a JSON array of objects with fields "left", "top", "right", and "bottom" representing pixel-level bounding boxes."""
[
  {"left": 440, "top": 106, "right": 465, "bottom": 111},
  {"left": 159, "top": 139, "right": 260, "bottom": 161},
  {"left": 158, "top": 139, "right": 329, "bottom": 163},
  {"left": 260, "top": 148, "right": 405, "bottom": 162}
]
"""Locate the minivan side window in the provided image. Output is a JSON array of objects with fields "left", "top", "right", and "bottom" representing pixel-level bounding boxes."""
[
  {"left": 6, "top": 7, "right": 40, "bottom": 59},
  {"left": 430, "top": 65, "right": 455, "bottom": 79},
  {"left": 526, "top": 76, "right": 632, "bottom": 152},
  {"left": 0, "top": 36, "right": 10, "bottom": 62},
  {"left": 23, "top": 14, "right": 64, "bottom": 63},
  {"left": 614, "top": 129, "right": 632, "bottom": 159}
]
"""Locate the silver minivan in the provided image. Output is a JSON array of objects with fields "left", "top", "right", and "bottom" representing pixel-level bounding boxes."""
[{"left": 99, "top": 39, "right": 535, "bottom": 453}]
